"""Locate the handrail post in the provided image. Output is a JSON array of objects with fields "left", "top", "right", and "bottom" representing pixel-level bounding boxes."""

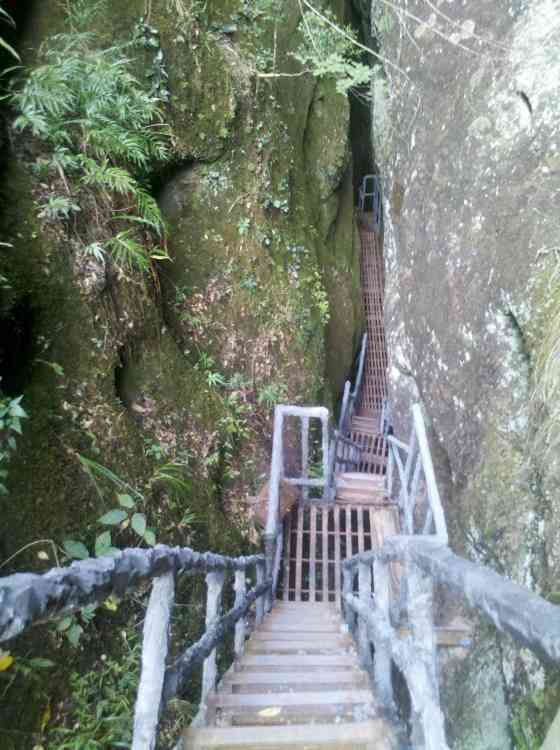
[
  {"left": 373, "top": 558, "right": 395, "bottom": 710},
  {"left": 338, "top": 381, "right": 351, "bottom": 432},
  {"left": 132, "top": 572, "right": 175, "bottom": 750},
  {"left": 386, "top": 446, "right": 394, "bottom": 499},
  {"left": 358, "top": 560, "right": 373, "bottom": 671},
  {"left": 407, "top": 562, "right": 438, "bottom": 696},
  {"left": 265, "top": 406, "right": 284, "bottom": 609},
  {"left": 412, "top": 403, "right": 448, "bottom": 542},
  {"left": 320, "top": 410, "right": 330, "bottom": 502},
  {"left": 255, "top": 559, "right": 266, "bottom": 625},
  {"left": 199, "top": 570, "right": 225, "bottom": 720},
  {"left": 342, "top": 565, "right": 356, "bottom": 635},
  {"left": 233, "top": 569, "right": 247, "bottom": 662},
  {"left": 263, "top": 533, "right": 276, "bottom": 613},
  {"left": 301, "top": 416, "right": 309, "bottom": 502},
  {"left": 407, "top": 560, "right": 444, "bottom": 748}
]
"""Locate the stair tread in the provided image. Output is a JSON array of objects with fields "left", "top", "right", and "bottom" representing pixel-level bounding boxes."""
[
  {"left": 240, "top": 655, "right": 357, "bottom": 667},
  {"left": 183, "top": 719, "right": 394, "bottom": 748},
  {"left": 223, "top": 671, "right": 365, "bottom": 686},
  {"left": 213, "top": 690, "right": 374, "bottom": 708},
  {"left": 247, "top": 641, "right": 346, "bottom": 653},
  {"left": 252, "top": 631, "right": 342, "bottom": 641}
]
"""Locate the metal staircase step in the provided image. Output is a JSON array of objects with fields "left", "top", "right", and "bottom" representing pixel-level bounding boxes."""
[{"left": 183, "top": 719, "right": 397, "bottom": 749}]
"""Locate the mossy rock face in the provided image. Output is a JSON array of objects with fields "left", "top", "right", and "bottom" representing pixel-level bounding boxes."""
[
  {"left": 1, "top": 0, "right": 365, "bottom": 745},
  {"left": 21, "top": 0, "right": 241, "bottom": 162}
]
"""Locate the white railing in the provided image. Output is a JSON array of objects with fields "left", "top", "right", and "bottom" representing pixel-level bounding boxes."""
[
  {"left": 385, "top": 403, "right": 448, "bottom": 543},
  {"left": 264, "top": 405, "right": 331, "bottom": 607}
]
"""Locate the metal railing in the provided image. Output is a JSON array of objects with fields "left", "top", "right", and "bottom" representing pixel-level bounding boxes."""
[
  {"left": 325, "top": 333, "right": 368, "bottom": 495},
  {"left": 263, "top": 335, "right": 369, "bottom": 602},
  {"left": 342, "top": 402, "right": 560, "bottom": 750},
  {"left": 0, "top": 546, "right": 271, "bottom": 750},
  {"left": 263, "top": 404, "right": 331, "bottom": 607},
  {"left": 384, "top": 403, "right": 448, "bottom": 543},
  {"left": 358, "top": 174, "right": 382, "bottom": 232}
]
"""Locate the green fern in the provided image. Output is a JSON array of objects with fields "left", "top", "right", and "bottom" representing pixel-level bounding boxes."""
[{"left": 11, "top": 3, "right": 171, "bottom": 272}]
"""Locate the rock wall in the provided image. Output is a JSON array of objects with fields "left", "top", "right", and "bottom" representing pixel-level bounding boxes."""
[
  {"left": 0, "top": 1, "right": 363, "bottom": 744},
  {"left": 374, "top": 0, "right": 560, "bottom": 745}
]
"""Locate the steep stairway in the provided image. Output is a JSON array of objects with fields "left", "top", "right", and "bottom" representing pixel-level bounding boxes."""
[{"left": 183, "top": 602, "right": 398, "bottom": 749}]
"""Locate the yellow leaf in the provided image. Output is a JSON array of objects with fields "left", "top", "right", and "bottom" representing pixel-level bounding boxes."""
[
  {"left": 0, "top": 653, "right": 14, "bottom": 671},
  {"left": 104, "top": 596, "right": 119, "bottom": 612},
  {"left": 40, "top": 704, "right": 51, "bottom": 733},
  {"left": 258, "top": 707, "right": 282, "bottom": 718}
]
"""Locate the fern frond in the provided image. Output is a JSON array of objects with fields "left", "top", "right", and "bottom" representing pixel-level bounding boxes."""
[{"left": 107, "top": 230, "right": 150, "bottom": 272}]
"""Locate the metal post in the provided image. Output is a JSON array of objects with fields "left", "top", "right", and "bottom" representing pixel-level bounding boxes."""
[
  {"left": 301, "top": 416, "right": 309, "bottom": 502},
  {"left": 321, "top": 411, "right": 330, "bottom": 503},
  {"left": 412, "top": 404, "right": 448, "bottom": 542},
  {"left": 132, "top": 572, "right": 175, "bottom": 750},
  {"left": 358, "top": 560, "right": 373, "bottom": 671},
  {"left": 200, "top": 570, "right": 225, "bottom": 714},
  {"left": 234, "top": 570, "right": 247, "bottom": 661},
  {"left": 338, "top": 381, "right": 351, "bottom": 433}
]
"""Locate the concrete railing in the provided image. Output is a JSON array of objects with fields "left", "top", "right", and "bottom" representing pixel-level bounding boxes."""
[
  {"left": 343, "top": 400, "right": 560, "bottom": 750},
  {"left": 0, "top": 545, "right": 271, "bottom": 750},
  {"left": 343, "top": 536, "right": 560, "bottom": 750}
]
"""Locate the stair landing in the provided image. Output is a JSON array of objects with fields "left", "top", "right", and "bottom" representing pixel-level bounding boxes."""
[
  {"left": 183, "top": 603, "right": 398, "bottom": 749},
  {"left": 280, "top": 502, "right": 399, "bottom": 607}
]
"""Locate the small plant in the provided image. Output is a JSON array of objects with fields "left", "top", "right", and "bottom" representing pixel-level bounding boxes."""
[
  {"left": 0, "top": 391, "right": 28, "bottom": 494},
  {"left": 237, "top": 217, "right": 251, "bottom": 236},
  {"left": 291, "top": 5, "right": 371, "bottom": 95},
  {"left": 258, "top": 382, "right": 288, "bottom": 409},
  {"left": 37, "top": 195, "right": 81, "bottom": 222},
  {"left": 48, "top": 630, "right": 140, "bottom": 749}
]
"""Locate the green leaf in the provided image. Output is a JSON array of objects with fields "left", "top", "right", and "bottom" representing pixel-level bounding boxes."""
[
  {"left": 117, "top": 493, "right": 135, "bottom": 509},
  {"left": 131, "top": 513, "right": 146, "bottom": 537},
  {"left": 28, "top": 658, "right": 55, "bottom": 669},
  {"left": 56, "top": 616, "right": 73, "bottom": 633},
  {"left": 67, "top": 623, "right": 83, "bottom": 648},
  {"left": 143, "top": 528, "right": 156, "bottom": 547},
  {"left": 0, "top": 36, "right": 20, "bottom": 62},
  {"left": 97, "top": 509, "right": 127, "bottom": 526},
  {"left": 63, "top": 540, "right": 90, "bottom": 560},
  {"left": 95, "top": 530, "right": 112, "bottom": 557}
]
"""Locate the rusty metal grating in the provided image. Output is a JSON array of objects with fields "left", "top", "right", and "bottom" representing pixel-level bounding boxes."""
[
  {"left": 279, "top": 503, "right": 399, "bottom": 608},
  {"left": 349, "top": 428, "right": 388, "bottom": 476},
  {"left": 358, "top": 224, "right": 388, "bottom": 418}
]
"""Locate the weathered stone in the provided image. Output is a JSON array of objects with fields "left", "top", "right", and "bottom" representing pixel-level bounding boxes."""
[{"left": 374, "top": 0, "right": 560, "bottom": 742}]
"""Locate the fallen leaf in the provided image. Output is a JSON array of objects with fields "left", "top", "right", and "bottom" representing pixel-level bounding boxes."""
[{"left": 258, "top": 707, "right": 282, "bottom": 718}]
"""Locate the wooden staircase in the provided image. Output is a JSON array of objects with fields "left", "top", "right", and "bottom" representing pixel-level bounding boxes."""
[{"left": 183, "top": 602, "right": 398, "bottom": 749}]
